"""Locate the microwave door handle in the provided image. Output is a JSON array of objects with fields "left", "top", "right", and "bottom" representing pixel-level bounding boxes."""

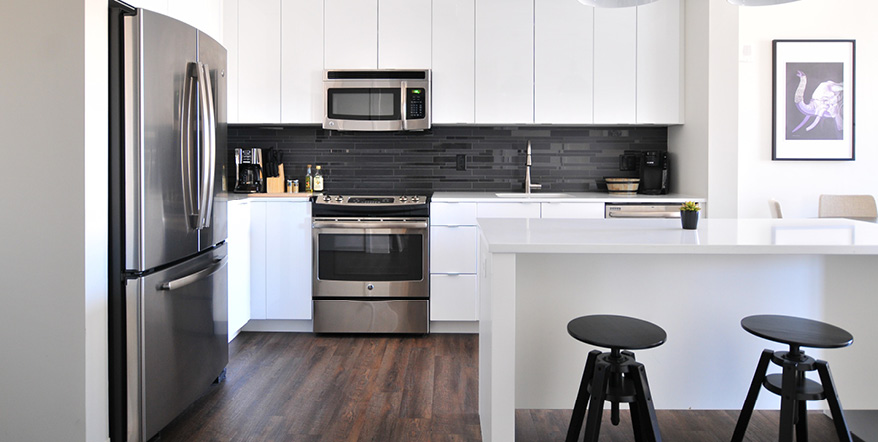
[
  {"left": 400, "top": 80, "right": 408, "bottom": 131},
  {"left": 180, "top": 62, "right": 199, "bottom": 230}
]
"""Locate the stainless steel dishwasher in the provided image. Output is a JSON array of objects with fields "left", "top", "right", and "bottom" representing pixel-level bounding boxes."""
[{"left": 605, "top": 203, "right": 682, "bottom": 219}]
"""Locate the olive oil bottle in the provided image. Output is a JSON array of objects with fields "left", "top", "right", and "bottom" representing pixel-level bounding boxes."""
[{"left": 304, "top": 164, "right": 313, "bottom": 193}]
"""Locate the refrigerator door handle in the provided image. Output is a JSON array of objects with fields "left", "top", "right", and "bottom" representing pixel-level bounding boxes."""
[
  {"left": 195, "top": 62, "right": 215, "bottom": 230},
  {"left": 201, "top": 62, "right": 217, "bottom": 229},
  {"left": 181, "top": 62, "right": 199, "bottom": 230},
  {"left": 159, "top": 255, "right": 228, "bottom": 291}
]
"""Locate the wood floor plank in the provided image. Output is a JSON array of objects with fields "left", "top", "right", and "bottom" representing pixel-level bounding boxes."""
[{"left": 155, "top": 333, "right": 845, "bottom": 442}]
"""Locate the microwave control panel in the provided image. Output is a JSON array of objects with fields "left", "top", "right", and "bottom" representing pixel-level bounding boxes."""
[{"left": 406, "top": 88, "right": 426, "bottom": 120}]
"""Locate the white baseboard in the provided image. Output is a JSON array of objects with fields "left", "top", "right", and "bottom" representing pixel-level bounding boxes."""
[{"left": 430, "top": 321, "right": 478, "bottom": 334}]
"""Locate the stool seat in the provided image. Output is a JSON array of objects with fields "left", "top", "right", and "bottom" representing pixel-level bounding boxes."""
[
  {"left": 568, "top": 315, "right": 667, "bottom": 350},
  {"left": 741, "top": 314, "right": 853, "bottom": 349}
]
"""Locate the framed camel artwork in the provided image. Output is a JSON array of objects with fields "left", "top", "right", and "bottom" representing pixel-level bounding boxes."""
[{"left": 772, "top": 40, "right": 855, "bottom": 161}]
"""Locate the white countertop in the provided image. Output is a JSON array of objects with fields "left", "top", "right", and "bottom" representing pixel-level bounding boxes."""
[
  {"left": 478, "top": 217, "right": 878, "bottom": 255},
  {"left": 432, "top": 191, "right": 703, "bottom": 203}
]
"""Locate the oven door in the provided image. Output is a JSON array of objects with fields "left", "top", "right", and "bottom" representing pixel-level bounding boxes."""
[{"left": 312, "top": 218, "right": 429, "bottom": 299}]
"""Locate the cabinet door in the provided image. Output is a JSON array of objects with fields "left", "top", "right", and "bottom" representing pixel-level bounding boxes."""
[
  {"left": 281, "top": 0, "right": 324, "bottom": 123},
  {"left": 431, "top": 226, "right": 478, "bottom": 274},
  {"left": 222, "top": 0, "right": 239, "bottom": 123},
  {"left": 378, "top": 0, "right": 431, "bottom": 69},
  {"left": 431, "top": 202, "right": 477, "bottom": 226},
  {"left": 265, "top": 202, "right": 312, "bottom": 320},
  {"left": 534, "top": 0, "right": 594, "bottom": 124},
  {"left": 325, "top": 0, "right": 378, "bottom": 69},
  {"left": 431, "top": 274, "right": 478, "bottom": 321},
  {"left": 477, "top": 202, "right": 541, "bottom": 219},
  {"left": 238, "top": 0, "right": 281, "bottom": 123},
  {"left": 249, "top": 201, "right": 267, "bottom": 319},
  {"left": 474, "top": 0, "right": 533, "bottom": 124},
  {"left": 637, "top": 0, "right": 683, "bottom": 124},
  {"left": 593, "top": 7, "right": 636, "bottom": 124},
  {"left": 432, "top": 0, "right": 474, "bottom": 124},
  {"left": 227, "top": 200, "right": 251, "bottom": 338},
  {"left": 541, "top": 202, "right": 604, "bottom": 219}
]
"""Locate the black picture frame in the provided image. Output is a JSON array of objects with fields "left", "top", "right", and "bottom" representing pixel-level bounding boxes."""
[{"left": 772, "top": 40, "right": 855, "bottom": 161}]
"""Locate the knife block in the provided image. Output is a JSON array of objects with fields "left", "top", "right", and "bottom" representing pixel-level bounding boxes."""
[{"left": 265, "top": 164, "right": 285, "bottom": 194}]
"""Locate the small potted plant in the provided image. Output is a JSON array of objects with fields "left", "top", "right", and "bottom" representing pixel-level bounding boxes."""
[{"left": 680, "top": 201, "right": 700, "bottom": 230}]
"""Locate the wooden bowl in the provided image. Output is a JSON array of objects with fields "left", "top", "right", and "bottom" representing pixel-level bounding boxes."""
[{"left": 605, "top": 178, "right": 640, "bottom": 195}]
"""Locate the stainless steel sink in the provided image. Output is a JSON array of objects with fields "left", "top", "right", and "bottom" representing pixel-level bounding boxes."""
[{"left": 494, "top": 193, "right": 572, "bottom": 198}]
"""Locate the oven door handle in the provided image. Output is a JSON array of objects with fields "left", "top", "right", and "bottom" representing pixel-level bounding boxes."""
[{"left": 312, "top": 221, "right": 429, "bottom": 229}]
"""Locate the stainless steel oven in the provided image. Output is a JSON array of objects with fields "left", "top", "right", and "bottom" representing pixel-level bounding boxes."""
[{"left": 312, "top": 195, "right": 430, "bottom": 333}]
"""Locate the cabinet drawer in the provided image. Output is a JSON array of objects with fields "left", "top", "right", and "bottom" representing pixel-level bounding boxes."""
[
  {"left": 430, "top": 274, "right": 478, "bottom": 321},
  {"left": 430, "top": 226, "right": 477, "bottom": 273},
  {"left": 477, "top": 202, "right": 541, "bottom": 218},
  {"left": 541, "top": 202, "right": 604, "bottom": 219},
  {"left": 431, "top": 202, "right": 478, "bottom": 226}
]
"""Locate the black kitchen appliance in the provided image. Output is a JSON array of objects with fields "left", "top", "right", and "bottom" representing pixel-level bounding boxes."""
[
  {"left": 639, "top": 151, "right": 669, "bottom": 195},
  {"left": 311, "top": 194, "right": 430, "bottom": 334},
  {"left": 234, "top": 147, "right": 264, "bottom": 193}
]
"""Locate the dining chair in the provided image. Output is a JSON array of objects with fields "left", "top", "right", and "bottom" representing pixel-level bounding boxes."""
[
  {"left": 818, "top": 195, "right": 878, "bottom": 218},
  {"left": 768, "top": 199, "right": 783, "bottom": 219}
]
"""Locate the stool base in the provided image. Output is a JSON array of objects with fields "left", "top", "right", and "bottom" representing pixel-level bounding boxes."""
[
  {"left": 731, "top": 348, "right": 853, "bottom": 442},
  {"left": 566, "top": 349, "right": 662, "bottom": 442}
]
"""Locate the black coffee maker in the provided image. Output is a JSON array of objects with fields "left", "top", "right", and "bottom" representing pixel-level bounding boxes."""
[
  {"left": 638, "top": 151, "right": 669, "bottom": 195},
  {"left": 234, "top": 147, "right": 264, "bottom": 193}
]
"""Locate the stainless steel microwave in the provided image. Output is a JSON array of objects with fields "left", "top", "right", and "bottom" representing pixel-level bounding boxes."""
[{"left": 323, "top": 69, "right": 430, "bottom": 131}]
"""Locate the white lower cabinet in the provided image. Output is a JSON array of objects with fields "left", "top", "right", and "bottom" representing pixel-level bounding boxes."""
[
  {"left": 227, "top": 200, "right": 251, "bottom": 340},
  {"left": 249, "top": 200, "right": 312, "bottom": 321},
  {"left": 431, "top": 274, "right": 478, "bottom": 321},
  {"left": 541, "top": 202, "right": 604, "bottom": 219},
  {"left": 430, "top": 203, "right": 479, "bottom": 322}
]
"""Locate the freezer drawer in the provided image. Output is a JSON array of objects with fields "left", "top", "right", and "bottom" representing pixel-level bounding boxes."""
[
  {"left": 127, "top": 243, "right": 228, "bottom": 442},
  {"left": 313, "top": 299, "right": 429, "bottom": 334}
]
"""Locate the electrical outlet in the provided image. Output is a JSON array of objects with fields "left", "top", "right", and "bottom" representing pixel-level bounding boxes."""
[{"left": 456, "top": 154, "right": 466, "bottom": 171}]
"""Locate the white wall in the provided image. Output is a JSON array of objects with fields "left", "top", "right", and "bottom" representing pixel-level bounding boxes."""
[
  {"left": 669, "top": 0, "right": 739, "bottom": 217},
  {"left": 0, "top": 0, "right": 108, "bottom": 441},
  {"left": 737, "top": 0, "right": 878, "bottom": 218}
]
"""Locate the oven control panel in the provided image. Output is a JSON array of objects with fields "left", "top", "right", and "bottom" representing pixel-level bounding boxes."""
[{"left": 315, "top": 195, "right": 427, "bottom": 206}]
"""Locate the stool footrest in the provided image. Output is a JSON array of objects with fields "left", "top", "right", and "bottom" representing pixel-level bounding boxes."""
[{"left": 763, "top": 373, "right": 826, "bottom": 401}]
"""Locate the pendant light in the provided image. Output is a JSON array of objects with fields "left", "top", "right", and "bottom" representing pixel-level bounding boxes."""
[
  {"left": 727, "top": 0, "right": 799, "bottom": 5},
  {"left": 577, "top": 0, "right": 658, "bottom": 7}
]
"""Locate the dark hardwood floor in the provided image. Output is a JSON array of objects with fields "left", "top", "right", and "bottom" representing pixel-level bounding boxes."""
[{"left": 156, "top": 332, "right": 842, "bottom": 442}]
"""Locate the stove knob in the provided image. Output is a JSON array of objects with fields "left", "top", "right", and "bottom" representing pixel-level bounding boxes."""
[
  {"left": 323, "top": 195, "right": 331, "bottom": 202},
  {"left": 412, "top": 196, "right": 420, "bottom": 202},
  {"left": 336, "top": 196, "right": 343, "bottom": 202},
  {"left": 400, "top": 196, "right": 407, "bottom": 202}
]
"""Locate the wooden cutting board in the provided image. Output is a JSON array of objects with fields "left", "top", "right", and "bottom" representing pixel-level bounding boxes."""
[{"left": 265, "top": 164, "right": 285, "bottom": 194}]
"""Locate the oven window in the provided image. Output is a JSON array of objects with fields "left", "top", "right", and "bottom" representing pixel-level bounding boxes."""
[
  {"left": 318, "top": 233, "right": 423, "bottom": 281},
  {"left": 327, "top": 88, "right": 401, "bottom": 120}
]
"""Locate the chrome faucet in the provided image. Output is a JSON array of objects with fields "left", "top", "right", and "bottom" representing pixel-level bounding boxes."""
[{"left": 525, "top": 141, "right": 542, "bottom": 194}]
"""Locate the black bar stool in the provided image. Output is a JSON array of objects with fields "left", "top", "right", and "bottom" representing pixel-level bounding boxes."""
[
  {"left": 732, "top": 314, "right": 854, "bottom": 442},
  {"left": 565, "top": 314, "right": 666, "bottom": 442}
]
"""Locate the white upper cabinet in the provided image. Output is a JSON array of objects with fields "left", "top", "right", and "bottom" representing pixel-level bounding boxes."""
[
  {"left": 593, "top": 7, "right": 636, "bottom": 124},
  {"left": 475, "top": 0, "right": 533, "bottom": 124},
  {"left": 281, "top": 0, "right": 324, "bottom": 123},
  {"left": 237, "top": 0, "right": 281, "bottom": 123},
  {"left": 534, "top": 0, "right": 594, "bottom": 124},
  {"left": 222, "top": 0, "right": 238, "bottom": 123},
  {"left": 636, "top": 0, "right": 683, "bottom": 124},
  {"left": 432, "top": 0, "right": 475, "bottom": 124},
  {"left": 378, "top": 0, "right": 432, "bottom": 69},
  {"left": 324, "top": 0, "right": 379, "bottom": 69}
]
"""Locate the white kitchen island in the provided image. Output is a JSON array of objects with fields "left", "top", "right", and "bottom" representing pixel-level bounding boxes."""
[{"left": 477, "top": 217, "right": 878, "bottom": 441}]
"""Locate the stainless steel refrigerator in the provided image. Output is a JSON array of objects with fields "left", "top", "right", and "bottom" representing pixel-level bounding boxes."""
[{"left": 109, "top": 4, "right": 228, "bottom": 441}]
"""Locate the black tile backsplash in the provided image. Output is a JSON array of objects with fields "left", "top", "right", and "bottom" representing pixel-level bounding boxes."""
[{"left": 228, "top": 125, "right": 667, "bottom": 194}]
